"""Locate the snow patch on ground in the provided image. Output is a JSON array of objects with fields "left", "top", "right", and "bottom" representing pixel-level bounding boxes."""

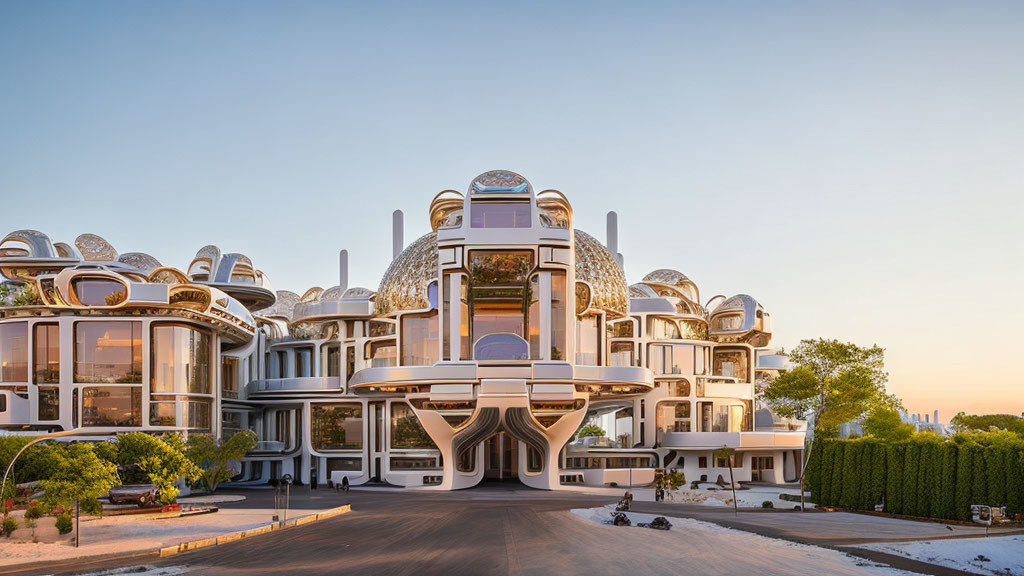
[
  {"left": 572, "top": 506, "right": 917, "bottom": 576},
  {"left": 855, "top": 535, "right": 1024, "bottom": 576},
  {"left": 79, "top": 566, "right": 189, "bottom": 576}
]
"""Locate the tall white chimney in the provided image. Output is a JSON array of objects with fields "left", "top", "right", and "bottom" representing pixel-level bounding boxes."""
[
  {"left": 392, "top": 209, "right": 404, "bottom": 260},
  {"left": 606, "top": 211, "right": 622, "bottom": 268},
  {"left": 339, "top": 249, "right": 349, "bottom": 294}
]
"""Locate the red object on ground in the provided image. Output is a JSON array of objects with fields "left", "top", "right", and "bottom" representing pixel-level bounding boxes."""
[{"left": 162, "top": 503, "right": 181, "bottom": 513}]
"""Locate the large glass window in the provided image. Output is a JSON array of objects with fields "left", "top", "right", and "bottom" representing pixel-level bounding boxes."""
[
  {"left": 528, "top": 275, "right": 541, "bottom": 358},
  {"left": 656, "top": 401, "right": 692, "bottom": 442},
  {"left": 401, "top": 313, "right": 438, "bottom": 366},
  {"left": 442, "top": 274, "right": 452, "bottom": 360},
  {"left": 150, "top": 395, "right": 176, "bottom": 426},
  {"left": 0, "top": 322, "right": 28, "bottom": 382},
  {"left": 468, "top": 251, "right": 533, "bottom": 355},
  {"left": 311, "top": 403, "right": 363, "bottom": 450},
  {"left": 648, "top": 343, "right": 695, "bottom": 376},
  {"left": 470, "top": 202, "right": 531, "bottom": 228},
  {"left": 713, "top": 348, "right": 749, "bottom": 381},
  {"left": 74, "top": 322, "right": 142, "bottom": 383},
  {"left": 575, "top": 314, "right": 600, "bottom": 365},
  {"left": 550, "top": 272, "right": 566, "bottom": 360},
  {"left": 72, "top": 278, "right": 127, "bottom": 306},
  {"left": 33, "top": 323, "right": 59, "bottom": 383},
  {"left": 295, "top": 346, "right": 312, "bottom": 378},
  {"left": 151, "top": 324, "right": 210, "bottom": 394},
  {"left": 390, "top": 403, "right": 436, "bottom": 449},
  {"left": 82, "top": 386, "right": 142, "bottom": 427}
]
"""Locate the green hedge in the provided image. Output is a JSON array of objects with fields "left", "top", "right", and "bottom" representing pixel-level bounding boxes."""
[{"left": 806, "top": 433, "right": 1024, "bottom": 522}]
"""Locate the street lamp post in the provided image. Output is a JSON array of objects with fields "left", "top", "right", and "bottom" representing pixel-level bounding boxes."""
[{"left": 2, "top": 429, "right": 83, "bottom": 513}]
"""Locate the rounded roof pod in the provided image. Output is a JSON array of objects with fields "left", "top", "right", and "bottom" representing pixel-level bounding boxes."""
[
  {"left": 628, "top": 283, "right": 659, "bottom": 299},
  {"left": 148, "top": 267, "right": 190, "bottom": 285},
  {"left": 469, "top": 170, "right": 532, "bottom": 195},
  {"left": 574, "top": 229, "right": 628, "bottom": 318},
  {"left": 1, "top": 230, "right": 57, "bottom": 259},
  {"left": 375, "top": 232, "right": 437, "bottom": 316},
  {"left": 53, "top": 242, "right": 82, "bottom": 260},
  {"left": 709, "top": 293, "right": 771, "bottom": 346},
  {"left": 641, "top": 269, "right": 700, "bottom": 304},
  {"left": 117, "top": 252, "right": 161, "bottom": 273},
  {"left": 429, "top": 190, "right": 465, "bottom": 231},
  {"left": 343, "top": 287, "right": 374, "bottom": 299},
  {"left": 188, "top": 245, "right": 222, "bottom": 281},
  {"left": 258, "top": 290, "right": 300, "bottom": 321},
  {"left": 300, "top": 287, "right": 324, "bottom": 302},
  {"left": 537, "top": 189, "right": 572, "bottom": 229},
  {"left": 320, "top": 285, "right": 343, "bottom": 300},
  {"left": 75, "top": 233, "right": 118, "bottom": 262}
]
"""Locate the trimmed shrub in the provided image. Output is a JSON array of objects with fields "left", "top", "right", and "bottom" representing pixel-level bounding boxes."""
[
  {"left": 24, "top": 500, "right": 49, "bottom": 520},
  {"left": 762, "top": 501, "right": 774, "bottom": 508},
  {"left": 55, "top": 513, "right": 73, "bottom": 535},
  {"left": 2, "top": 515, "right": 17, "bottom": 536},
  {"left": 886, "top": 443, "right": 904, "bottom": 514}
]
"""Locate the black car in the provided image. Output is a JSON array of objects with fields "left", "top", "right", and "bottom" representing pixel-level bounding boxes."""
[{"left": 107, "top": 484, "right": 159, "bottom": 507}]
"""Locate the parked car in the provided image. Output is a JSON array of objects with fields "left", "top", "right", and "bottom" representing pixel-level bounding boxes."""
[{"left": 107, "top": 484, "right": 159, "bottom": 507}]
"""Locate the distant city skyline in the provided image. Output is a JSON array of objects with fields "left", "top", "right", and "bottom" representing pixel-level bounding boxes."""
[{"left": 2, "top": 1, "right": 1021, "bottom": 419}]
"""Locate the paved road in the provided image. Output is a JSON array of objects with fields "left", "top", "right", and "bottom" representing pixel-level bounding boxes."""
[{"left": 10, "top": 484, "right": 995, "bottom": 576}]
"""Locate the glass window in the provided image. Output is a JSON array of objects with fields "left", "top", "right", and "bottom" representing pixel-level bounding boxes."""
[
  {"left": 38, "top": 386, "right": 59, "bottom": 420},
  {"left": 74, "top": 322, "right": 142, "bottom": 383},
  {"left": 72, "top": 278, "right": 127, "bottom": 306},
  {"left": 186, "top": 398, "right": 212, "bottom": 431},
  {"left": 609, "top": 342, "right": 634, "bottom": 367},
  {"left": 389, "top": 456, "right": 441, "bottom": 470},
  {"left": 33, "top": 324, "right": 59, "bottom": 384},
  {"left": 575, "top": 314, "right": 600, "bottom": 365},
  {"left": 442, "top": 274, "right": 451, "bottom": 360},
  {"left": 295, "top": 347, "right": 312, "bottom": 378},
  {"left": 327, "top": 457, "right": 362, "bottom": 472},
  {"left": 345, "top": 347, "right": 355, "bottom": 384},
  {"left": 390, "top": 403, "right": 436, "bottom": 449},
  {"left": 550, "top": 272, "right": 566, "bottom": 360},
  {"left": 609, "top": 320, "right": 634, "bottom": 339},
  {"left": 470, "top": 202, "right": 531, "bottom": 228},
  {"left": 528, "top": 275, "right": 540, "bottom": 359},
  {"left": 669, "top": 380, "right": 691, "bottom": 397},
  {"left": 713, "top": 348, "right": 749, "bottom": 381},
  {"left": 459, "top": 279, "right": 470, "bottom": 359},
  {"left": 657, "top": 401, "right": 692, "bottom": 442},
  {"left": 468, "top": 251, "right": 533, "bottom": 355},
  {"left": 324, "top": 344, "right": 341, "bottom": 377},
  {"left": 150, "top": 394, "right": 176, "bottom": 426},
  {"left": 650, "top": 318, "right": 681, "bottom": 340},
  {"left": 0, "top": 322, "right": 28, "bottom": 382},
  {"left": 151, "top": 324, "right": 210, "bottom": 394},
  {"left": 311, "top": 403, "right": 363, "bottom": 450},
  {"left": 401, "top": 313, "right": 438, "bottom": 366},
  {"left": 222, "top": 411, "right": 242, "bottom": 436},
  {"left": 367, "top": 340, "right": 396, "bottom": 368},
  {"left": 222, "top": 357, "right": 238, "bottom": 399},
  {"left": 82, "top": 386, "right": 142, "bottom": 427}
]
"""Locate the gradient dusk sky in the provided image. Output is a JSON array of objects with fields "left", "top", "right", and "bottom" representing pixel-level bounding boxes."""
[{"left": 1, "top": 1, "right": 1021, "bottom": 420}]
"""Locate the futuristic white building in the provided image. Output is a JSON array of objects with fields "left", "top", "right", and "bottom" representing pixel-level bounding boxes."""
[{"left": 0, "top": 170, "right": 804, "bottom": 490}]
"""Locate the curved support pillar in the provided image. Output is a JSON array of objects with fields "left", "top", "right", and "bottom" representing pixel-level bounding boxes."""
[
  {"left": 517, "top": 397, "right": 588, "bottom": 490},
  {"left": 409, "top": 405, "right": 486, "bottom": 490}
]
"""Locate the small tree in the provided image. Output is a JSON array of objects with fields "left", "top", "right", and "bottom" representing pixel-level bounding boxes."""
[
  {"left": 762, "top": 338, "right": 897, "bottom": 510},
  {"left": 110, "top": 433, "right": 201, "bottom": 503},
  {"left": 40, "top": 444, "right": 118, "bottom": 515},
  {"left": 576, "top": 424, "right": 606, "bottom": 439},
  {"left": 713, "top": 447, "right": 738, "bottom": 516},
  {"left": 186, "top": 431, "right": 257, "bottom": 493},
  {"left": 863, "top": 407, "right": 915, "bottom": 442}
]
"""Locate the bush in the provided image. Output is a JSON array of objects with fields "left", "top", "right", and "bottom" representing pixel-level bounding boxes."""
[
  {"left": 110, "top": 433, "right": 201, "bottom": 503},
  {"left": 24, "top": 500, "right": 49, "bottom": 520},
  {"left": 761, "top": 500, "right": 774, "bottom": 509},
  {"left": 80, "top": 498, "right": 103, "bottom": 516},
  {"left": 55, "top": 513, "right": 73, "bottom": 535},
  {"left": 2, "top": 515, "right": 17, "bottom": 536}
]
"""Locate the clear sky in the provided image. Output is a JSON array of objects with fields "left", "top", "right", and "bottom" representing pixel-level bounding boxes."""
[{"left": 1, "top": 1, "right": 1022, "bottom": 421}]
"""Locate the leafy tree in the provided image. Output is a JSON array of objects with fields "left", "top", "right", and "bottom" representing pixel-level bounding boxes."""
[
  {"left": 108, "top": 433, "right": 201, "bottom": 503},
  {"left": 951, "top": 413, "right": 1024, "bottom": 436},
  {"left": 762, "top": 338, "right": 897, "bottom": 510},
  {"left": 40, "top": 444, "right": 118, "bottom": 515},
  {"left": 576, "top": 424, "right": 606, "bottom": 439},
  {"left": 1, "top": 438, "right": 61, "bottom": 504},
  {"left": 186, "top": 431, "right": 257, "bottom": 493},
  {"left": 862, "top": 407, "right": 915, "bottom": 442}
]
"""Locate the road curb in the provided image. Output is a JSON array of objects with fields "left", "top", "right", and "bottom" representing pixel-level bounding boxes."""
[{"left": 158, "top": 504, "right": 351, "bottom": 558}]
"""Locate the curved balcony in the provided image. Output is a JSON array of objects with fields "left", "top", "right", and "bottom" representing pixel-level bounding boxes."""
[
  {"left": 348, "top": 362, "right": 652, "bottom": 390},
  {"left": 290, "top": 299, "right": 374, "bottom": 323},
  {"left": 660, "top": 431, "right": 805, "bottom": 449},
  {"left": 696, "top": 376, "right": 752, "bottom": 398},
  {"left": 246, "top": 376, "right": 343, "bottom": 397}
]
